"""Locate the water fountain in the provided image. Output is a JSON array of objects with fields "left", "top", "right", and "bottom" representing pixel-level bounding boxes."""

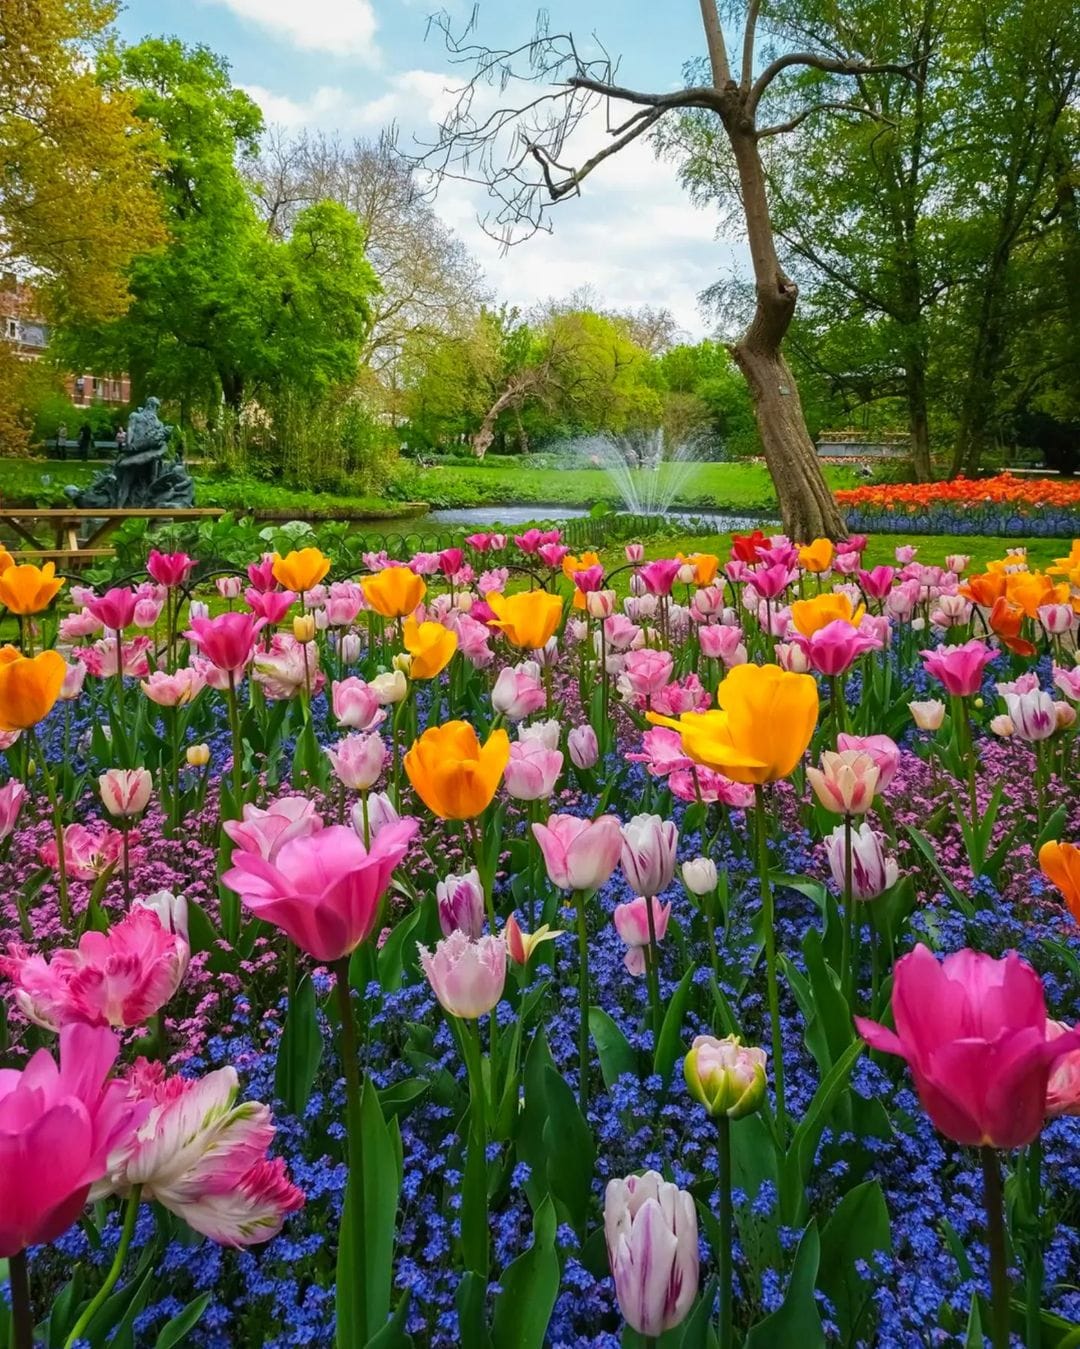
[{"left": 565, "top": 428, "right": 706, "bottom": 516}]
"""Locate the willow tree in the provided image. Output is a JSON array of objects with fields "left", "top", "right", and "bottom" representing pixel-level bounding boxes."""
[{"left": 416, "top": 3, "right": 913, "bottom": 537}]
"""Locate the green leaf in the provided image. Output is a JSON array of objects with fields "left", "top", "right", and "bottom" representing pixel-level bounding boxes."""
[
  {"left": 542, "top": 1064, "right": 595, "bottom": 1234},
  {"left": 743, "top": 1221, "right": 825, "bottom": 1349},
  {"left": 377, "top": 907, "right": 422, "bottom": 992},
  {"left": 818, "top": 1181, "right": 892, "bottom": 1346},
  {"left": 1036, "top": 805, "right": 1068, "bottom": 855},
  {"left": 491, "top": 1196, "right": 560, "bottom": 1349},
  {"left": 771, "top": 872, "right": 828, "bottom": 913},
  {"left": 781, "top": 1039, "right": 863, "bottom": 1225},
  {"left": 589, "top": 1007, "right": 638, "bottom": 1089},
  {"left": 377, "top": 1077, "right": 429, "bottom": 1122},
  {"left": 364, "top": 1291, "right": 415, "bottom": 1348},
  {"left": 676, "top": 1277, "right": 719, "bottom": 1349},
  {"left": 653, "top": 963, "right": 697, "bottom": 1090},
  {"left": 274, "top": 975, "right": 323, "bottom": 1115},
  {"left": 802, "top": 928, "right": 854, "bottom": 1072},
  {"left": 517, "top": 1029, "right": 557, "bottom": 1211},
  {"left": 154, "top": 1292, "right": 212, "bottom": 1348},
  {"left": 904, "top": 826, "right": 975, "bottom": 916},
  {"left": 455, "top": 1272, "right": 493, "bottom": 1349}
]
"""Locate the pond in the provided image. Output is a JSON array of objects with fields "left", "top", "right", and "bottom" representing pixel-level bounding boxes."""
[{"left": 424, "top": 504, "right": 776, "bottom": 531}]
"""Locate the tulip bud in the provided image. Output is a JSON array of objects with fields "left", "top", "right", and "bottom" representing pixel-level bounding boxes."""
[
  {"left": 806, "top": 750, "right": 879, "bottom": 815},
  {"left": 505, "top": 913, "right": 563, "bottom": 966},
  {"left": 568, "top": 724, "right": 599, "bottom": 770},
  {"left": 1056, "top": 702, "right": 1077, "bottom": 731},
  {"left": 189, "top": 600, "right": 209, "bottom": 622},
  {"left": 186, "top": 743, "right": 210, "bottom": 767},
  {"left": 215, "top": 575, "right": 243, "bottom": 600},
  {"left": 604, "top": 1173, "right": 698, "bottom": 1338},
  {"left": 909, "top": 699, "right": 946, "bottom": 731},
  {"left": 625, "top": 543, "right": 645, "bottom": 563},
  {"left": 825, "top": 822, "right": 898, "bottom": 899},
  {"left": 292, "top": 613, "right": 316, "bottom": 643},
  {"left": 392, "top": 652, "right": 413, "bottom": 676},
  {"left": 356, "top": 789, "right": 399, "bottom": 839},
  {"left": 436, "top": 868, "right": 486, "bottom": 939},
  {"left": 620, "top": 813, "right": 679, "bottom": 898},
  {"left": 989, "top": 714, "right": 1014, "bottom": 737},
  {"left": 340, "top": 632, "right": 362, "bottom": 665},
  {"left": 681, "top": 857, "right": 718, "bottom": 896},
  {"left": 586, "top": 589, "right": 616, "bottom": 620},
  {"left": 99, "top": 767, "right": 153, "bottom": 818},
  {"left": 684, "top": 1033, "right": 767, "bottom": 1118}
]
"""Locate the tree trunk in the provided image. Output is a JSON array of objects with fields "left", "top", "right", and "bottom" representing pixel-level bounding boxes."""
[
  {"left": 950, "top": 253, "right": 1009, "bottom": 478},
  {"left": 904, "top": 354, "right": 933, "bottom": 482},
  {"left": 727, "top": 128, "right": 846, "bottom": 540}
]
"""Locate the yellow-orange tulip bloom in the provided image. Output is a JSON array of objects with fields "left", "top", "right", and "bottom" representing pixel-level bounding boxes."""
[
  {"left": 0, "top": 646, "right": 66, "bottom": 730},
  {"left": 402, "top": 617, "right": 458, "bottom": 679},
  {"left": 648, "top": 662, "right": 819, "bottom": 784},
  {"left": 0, "top": 562, "right": 64, "bottom": 615},
  {"left": 561, "top": 551, "right": 600, "bottom": 582},
  {"left": 404, "top": 720, "right": 510, "bottom": 819},
  {"left": 486, "top": 590, "right": 563, "bottom": 650},
  {"left": 1005, "top": 570, "right": 1067, "bottom": 619},
  {"left": 959, "top": 572, "right": 1007, "bottom": 608},
  {"left": 361, "top": 566, "right": 426, "bottom": 619},
  {"left": 1039, "top": 840, "right": 1080, "bottom": 923},
  {"left": 789, "top": 592, "right": 864, "bottom": 638},
  {"left": 0, "top": 547, "right": 13, "bottom": 574},
  {"left": 272, "top": 548, "right": 331, "bottom": 593},
  {"left": 678, "top": 553, "right": 720, "bottom": 586},
  {"left": 798, "top": 538, "right": 834, "bottom": 573}
]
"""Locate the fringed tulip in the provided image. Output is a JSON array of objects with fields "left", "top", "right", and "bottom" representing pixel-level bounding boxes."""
[{"left": 419, "top": 930, "right": 506, "bottom": 1018}]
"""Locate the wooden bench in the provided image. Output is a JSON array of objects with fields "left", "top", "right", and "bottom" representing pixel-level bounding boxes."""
[
  {"left": 0, "top": 507, "right": 223, "bottom": 553},
  {"left": 9, "top": 548, "right": 115, "bottom": 568}
]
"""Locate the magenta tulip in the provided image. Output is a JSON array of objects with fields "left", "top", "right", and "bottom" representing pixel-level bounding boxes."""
[
  {"left": 86, "top": 587, "right": 138, "bottom": 632},
  {"left": 0, "top": 779, "right": 27, "bottom": 842},
  {"left": 436, "top": 868, "right": 486, "bottom": 939},
  {"left": 186, "top": 612, "right": 266, "bottom": 672},
  {"left": 791, "top": 619, "right": 883, "bottom": 676},
  {"left": 147, "top": 550, "right": 195, "bottom": 588},
  {"left": 920, "top": 639, "right": 995, "bottom": 697}
]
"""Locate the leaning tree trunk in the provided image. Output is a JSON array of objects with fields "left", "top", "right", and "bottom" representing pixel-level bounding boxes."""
[{"left": 727, "top": 129, "right": 846, "bottom": 540}]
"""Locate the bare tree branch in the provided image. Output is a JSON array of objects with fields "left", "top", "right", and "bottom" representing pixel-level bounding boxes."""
[
  {"left": 530, "top": 108, "right": 665, "bottom": 199},
  {"left": 748, "top": 53, "right": 917, "bottom": 117},
  {"left": 741, "top": 0, "right": 761, "bottom": 90},
  {"left": 698, "top": 0, "right": 733, "bottom": 86},
  {"left": 757, "top": 101, "right": 897, "bottom": 139}
]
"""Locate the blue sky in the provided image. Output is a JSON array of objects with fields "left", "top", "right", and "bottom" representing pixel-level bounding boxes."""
[{"left": 116, "top": 1, "right": 743, "bottom": 336}]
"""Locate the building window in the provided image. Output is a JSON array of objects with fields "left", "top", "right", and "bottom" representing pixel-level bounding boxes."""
[{"left": 4, "top": 319, "right": 16, "bottom": 339}]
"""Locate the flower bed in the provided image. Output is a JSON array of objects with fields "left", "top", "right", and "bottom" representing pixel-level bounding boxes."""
[
  {"left": 1, "top": 530, "right": 1080, "bottom": 1347},
  {"left": 838, "top": 474, "right": 1080, "bottom": 537}
]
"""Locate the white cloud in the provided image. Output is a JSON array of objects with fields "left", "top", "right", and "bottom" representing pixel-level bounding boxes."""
[{"left": 206, "top": 0, "right": 379, "bottom": 60}]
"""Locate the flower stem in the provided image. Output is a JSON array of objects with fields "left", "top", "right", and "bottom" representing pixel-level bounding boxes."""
[
  {"left": 64, "top": 1186, "right": 142, "bottom": 1348},
  {"left": 225, "top": 671, "right": 244, "bottom": 816},
  {"left": 981, "top": 1146, "right": 1010, "bottom": 1349},
  {"left": 754, "top": 785, "right": 786, "bottom": 1136},
  {"left": 8, "top": 1249, "right": 33, "bottom": 1349},
  {"left": 842, "top": 813, "right": 855, "bottom": 1008},
  {"left": 574, "top": 887, "right": 590, "bottom": 1116},
  {"left": 29, "top": 726, "right": 69, "bottom": 928},
  {"left": 717, "top": 1113, "right": 733, "bottom": 1349},
  {"left": 643, "top": 893, "right": 662, "bottom": 1036},
  {"left": 333, "top": 957, "right": 367, "bottom": 1343},
  {"left": 1024, "top": 1137, "right": 1043, "bottom": 1349}
]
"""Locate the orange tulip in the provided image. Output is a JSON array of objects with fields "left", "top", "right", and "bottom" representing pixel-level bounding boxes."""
[
  {"left": 960, "top": 573, "right": 1007, "bottom": 608},
  {"left": 561, "top": 551, "right": 600, "bottom": 582},
  {"left": 1039, "top": 841, "right": 1080, "bottom": 922},
  {"left": 988, "top": 597, "right": 1036, "bottom": 657},
  {"left": 0, "top": 562, "right": 64, "bottom": 615},
  {"left": 404, "top": 720, "right": 510, "bottom": 819},
  {"left": 0, "top": 547, "right": 12, "bottom": 574},
  {"left": 0, "top": 646, "right": 66, "bottom": 730},
  {"left": 798, "top": 538, "right": 834, "bottom": 574},
  {"left": 789, "top": 592, "right": 864, "bottom": 638},
  {"left": 1005, "top": 570, "right": 1067, "bottom": 619},
  {"left": 361, "top": 566, "right": 426, "bottom": 619},
  {"left": 486, "top": 590, "right": 564, "bottom": 650},
  {"left": 272, "top": 548, "right": 331, "bottom": 593},
  {"left": 402, "top": 617, "right": 458, "bottom": 679},
  {"left": 678, "top": 553, "right": 720, "bottom": 586}
]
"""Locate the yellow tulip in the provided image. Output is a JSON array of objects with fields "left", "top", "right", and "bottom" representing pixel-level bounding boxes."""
[
  {"left": 272, "top": 547, "right": 331, "bottom": 593},
  {"left": 1039, "top": 841, "right": 1080, "bottom": 924},
  {"left": 0, "top": 547, "right": 13, "bottom": 574},
  {"left": 789, "top": 592, "right": 864, "bottom": 638},
  {"left": 404, "top": 720, "right": 510, "bottom": 819},
  {"left": 647, "top": 662, "right": 819, "bottom": 784},
  {"left": 361, "top": 566, "right": 426, "bottom": 619},
  {"left": 402, "top": 617, "right": 458, "bottom": 680},
  {"left": 486, "top": 590, "right": 563, "bottom": 650},
  {"left": 0, "top": 646, "right": 66, "bottom": 730},
  {"left": 798, "top": 538, "right": 834, "bottom": 573},
  {"left": 0, "top": 562, "right": 65, "bottom": 615}
]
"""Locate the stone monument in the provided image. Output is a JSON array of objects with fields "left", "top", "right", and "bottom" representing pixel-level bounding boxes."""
[{"left": 70, "top": 397, "right": 195, "bottom": 509}]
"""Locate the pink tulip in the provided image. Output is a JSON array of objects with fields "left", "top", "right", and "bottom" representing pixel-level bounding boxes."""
[
  {"left": 59, "top": 608, "right": 102, "bottom": 640},
  {"left": 626, "top": 726, "right": 691, "bottom": 778},
  {"left": 806, "top": 750, "right": 879, "bottom": 815},
  {"left": 613, "top": 896, "right": 671, "bottom": 975},
  {"left": 504, "top": 739, "right": 563, "bottom": 801},
  {"left": 650, "top": 674, "right": 710, "bottom": 717},
  {"left": 223, "top": 795, "right": 323, "bottom": 861},
  {"left": 620, "top": 814, "right": 678, "bottom": 897},
  {"left": 836, "top": 733, "right": 900, "bottom": 792},
  {"left": 216, "top": 575, "right": 243, "bottom": 600},
  {"left": 920, "top": 639, "right": 995, "bottom": 697},
  {"left": 1004, "top": 689, "right": 1057, "bottom": 743},
  {"left": 1046, "top": 1021, "right": 1080, "bottom": 1118},
  {"left": 1054, "top": 664, "right": 1080, "bottom": 702},
  {"left": 253, "top": 634, "right": 323, "bottom": 700},
  {"left": 792, "top": 618, "right": 883, "bottom": 676},
  {"left": 491, "top": 664, "right": 547, "bottom": 720},
  {"left": 436, "top": 868, "right": 486, "bottom": 939},
  {"left": 0, "top": 1024, "right": 146, "bottom": 1257},
  {"left": 698, "top": 623, "right": 747, "bottom": 665},
  {"left": 625, "top": 542, "right": 645, "bottom": 563},
  {"left": 775, "top": 640, "right": 811, "bottom": 673},
  {"left": 55, "top": 658, "right": 86, "bottom": 702},
  {"left": 40, "top": 822, "right": 126, "bottom": 879},
  {"left": 439, "top": 547, "right": 464, "bottom": 576},
  {"left": 94, "top": 1060, "right": 304, "bottom": 1245},
  {"left": 99, "top": 767, "right": 153, "bottom": 818},
  {"left": 419, "top": 929, "right": 506, "bottom": 1018},
  {"left": 246, "top": 588, "right": 297, "bottom": 624},
  {"left": 326, "top": 593, "right": 363, "bottom": 627},
  {"left": 858, "top": 566, "right": 896, "bottom": 600},
  {"left": 141, "top": 668, "right": 205, "bottom": 707},
  {"left": 222, "top": 818, "right": 417, "bottom": 962},
  {"left": 573, "top": 563, "right": 606, "bottom": 592},
  {"left": 186, "top": 612, "right": 266, "bottom": 672},
  {"left": 604, "top": 1171, "right": 699, "bottom": 1338},
  {"left": 514, "top": 528, "right": 545, "bottom": 554},
  {"left": 246, "top": 556, "right": 279, "bottom": 592},
  {"left": 532, "top": 813, "right": 623, "bottom": 892},
  {"left": 75, "top": 634, "right": 153, "bottom": 678},
  {"left": 86, "top": 587, "right": 138, "bottom": 632},
  {"left": 638, "top": 559, "right": 682, "bottom": 597},
  {"left": 1, "top": 900, "right": 189, "bottom": 1031},
  {"left": 568, "top": 724, "right": 599, "bottom": 769},
  {"left": 747, "top": 563, "right": 793, "bottom": 600},
  {"left": 824, "top": 822, "right": 897, "bottom": 898},
  {"left": 325, "top": 732, "right": 385, "bottom": 790},
  {"left": 1038, "top": 603, "right": 1074, "bottom": 635},
  {"left": 856, "top": 945, "right": 1080, "bottom": 1148},
  {"left": 147, "top": 550, "right": 195, "bottom": 588},
  {"left": 465, "top": 532, "right": 494, "bottom": 552},
  {"left": 331, "top": 677, "right": 386, "bottom": 731},
  {"left": 618, "top": 648, "right": 675, "bottom": 701},
  {"left": 0, "top": 779, "right": 27, "bottom": 841}
]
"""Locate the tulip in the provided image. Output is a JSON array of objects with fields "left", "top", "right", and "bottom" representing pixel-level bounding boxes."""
[
  {"left": 292, "top": 612, "right": 316, "bottom": 643},
  {"left": 625, "top": 542, "right": 645, "bottom": 562},
  {"left": 147, "top": 549, "right": 194, "bottom": 588},
  {"left": 59, "top": 658, "right": 88, "bottom": 701},
  {"left": 681, "top": 856, "right": 717, "bottom": 896},
  {"left": 1039, "top": 840, "right": 1080, "bottom": 922},
  {"left": 223, "top": 795, "right": 323, "bottom": 861},
  {"left": 246, "top": 588, "right": 297, "bottom": 625},
  {"left": 331, "top": 677, "right": 385, "bottom": 730},
  {"left": 436, "top": 868, "right": 485, "bottom": 939},
  {"left": 325, "top": 732, "right": 385, "bottom": 790},
  {"left": 1004, "top": 689, "right": 1057, "bottom": 743},
  {"left": 86, "top": 586, "right": 138, "bottom": 632},
  {"left": 40, "top": 821, "right": 125, "bottom": 880},
  {"left": 1038, "top": 602, "right": 1074, "bottom": 635},
  {"left": 791, "top": 618, "right": 882, "bottom": 676},
  {"left": 825, "top": 821, "right": 897, "bottom": 899},
  {"left": 638, "top": 558, "right": 682, "bottom": 596},
  {"left": 141, "top": 667, "right": 205, "bottom": 707},
  {"left": 504, "top": 738, "right": 563, "bottom": 800},
  {"left": 401, "top": 616, "right": 457, "bottom": 679},
  {"left": 358, "top": 790, "right": 399, "bottom": 840},
  {"left": 604, "top": 1172, "right": 698, "bottom": 1338},
  {"left": 505, "top": 914, "right": 562, "bottom": 965},
  {"left": 620, "top": 813, "right": 678, "bottom": 897},
  {"left": 0, "top": 1024, "right": 145, "bottom": 1262},
  {"left": 836, "top": 732, "right": 900, "bottom": 791},
  {"left": 215, "top": 575, "right": 243, "bottom": 600},
  {"left": 99, "top": 767, "right": 152, "bottom": 817},
  {"left": 920, "top": 639, "right": 995, "bottom": 697},
  {"left": 186, "top": 743, "right": 210, "bottom": 767},
  {"left": 989, "top": 714, "right": 1014, "bottom": 738},
  {"left": 419, "top": 929, "right": 506, "bottom": 1018},
  {"left": 857, "top": 565, "right": 896, "bottom": 600},
  {"left": 223, "top": 818, "right": 417, "bottom": 963},
  {"left": 568, "top": 723, "right": 599, "bottom": 769},
  {"left": 186, "top": 612, "right": 265, "bottom": 673},
  {"left": 518, "top": 717, "right": 561, "bottom": 748},
  {"left": 613, "top": 895, "right": 671, "bottom": 975},
  {"left": 404, "top": 720, "right": 510, "bottom": 820},
  {"left": 1, "top": 900, "right": 189, "bottom": 1031},
  {"left": 909, "top": 698, "right": 946, "bottom": 731},
  {"left": 1046, "top": 1021, "right": 1080, "bottom": 1117},
  {"left": 0, "top": 646, "right": 66, "bottom": 730},
  {"left": 273, "top": 547, "right": 330, "bottom": 594},
  {"left": 532, "top": 813, "right": 622, "bottom": 892},
  {"left": 698, "top": 623, "right": 747, "bottom": 665},
  {"left": 0, "top": 561, "right": 64, "bottom": 615},
  {"left": 684, "top": 1033, "right": 767, "bottom": 1119},
  {"left": 485, "top": 589, "right": 563, "bottom": 650},
  {"left": 340, "top": 632, "right": 362, "bottom": 665},
  {"left": 806, "top": 749, "right": 879, "bottom": 815},
  {"left": 370, "top": 669, "right": 408, "bottom": 704},
  {"left": 362, "top": 565, "right": 426, "bottom": 618},
  {"left": 94, "top": 1061, "right": 304, "bottom": 1246},
  {"left": 0, "top": 778, "right": 26, "bottom": 841},
  {"left": 618, "top": 648, "right": 675, "bottom": 701}
]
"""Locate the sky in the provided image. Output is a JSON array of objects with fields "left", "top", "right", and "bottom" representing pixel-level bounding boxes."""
[{"left": 114, "top": 0, "right": 744, "bottom": 339}]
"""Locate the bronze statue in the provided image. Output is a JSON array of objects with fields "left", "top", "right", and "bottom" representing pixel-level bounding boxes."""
[{"left": 71, "top": 397, "right": 195, "bottom": 509}]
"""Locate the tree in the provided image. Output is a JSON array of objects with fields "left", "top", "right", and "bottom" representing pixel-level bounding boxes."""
[
  {"left": 0, "top": 0, "right": 164, "bottom": 323},
  {"left": 412, "top": 6, "right": 916, "bottom": 536}
]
